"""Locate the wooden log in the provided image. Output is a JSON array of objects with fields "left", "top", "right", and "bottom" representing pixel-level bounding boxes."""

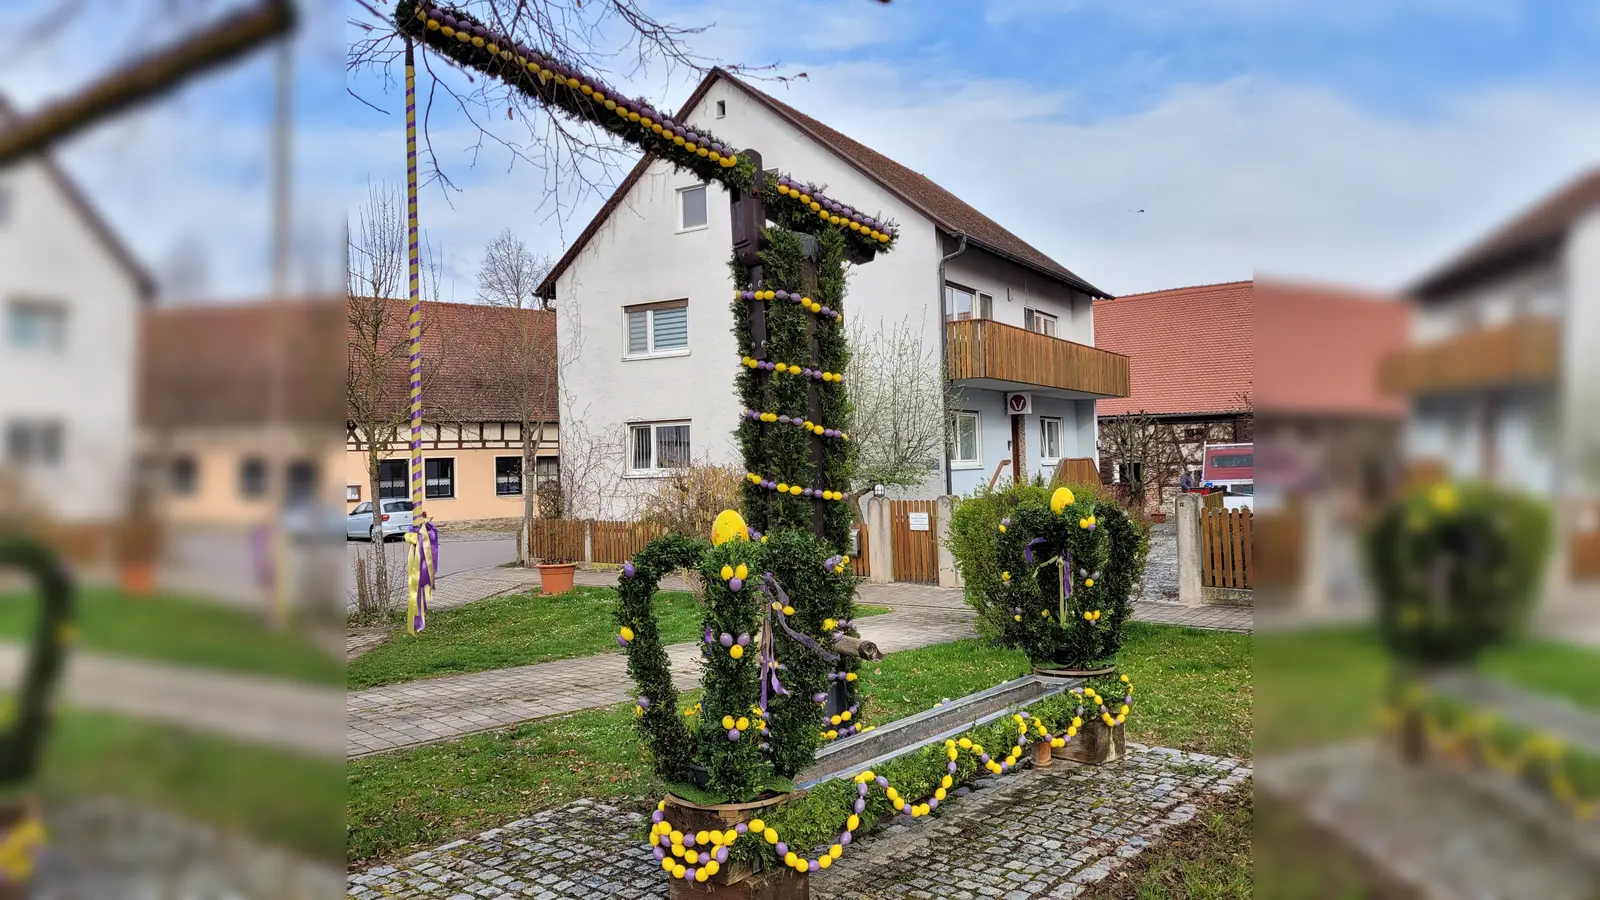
[{"left": 832, "top": 635, "right": 882, "bottom": 660}]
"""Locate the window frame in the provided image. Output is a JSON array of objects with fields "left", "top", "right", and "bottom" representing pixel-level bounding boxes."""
[
  {"left": 6, "top": 298, "right": 67, "bottom": 352},
  {"left": 495, "top": 455, "right": 524, "bottom": 496},
  {"left": 626, "top": 420, "right": 692, "bottom": 476},
  {"left": 1039, "top": 416, "right": 1062, "bottom": 464},
  {"left": 424, "top": 457, "right": 457, "bottom": 500},
  {"left": 623, "top": 300, "right": 690, "bottom": 360},
  {"left": 377, "top": 459, "right": 409, "bottom": 499},
  {"left": 3, "top": 420, "right": 63, "bottom": 467},
  {"left": 238, "top": 456, "right": 269, "bottom": 499},
  {"left": 350, "top": 501, "right": 372, "bottom": 516},
  {"left": 1024, "top": 307, "right": 1058, "bottom": 337},
  {"left": 170, "top": 455, "right": 199, "bottom": 496},
  {"left": 715, "top": 100, "right": 727, "bottom": 118},
  {"left": 676, "top": 183, "right": 709, "bottom": 233},
  {"left": 950, "top": 410, "right": 982, "bottom": 469},
  {"left": 346, "top": 484, "right": 361, "bottom": 502}
]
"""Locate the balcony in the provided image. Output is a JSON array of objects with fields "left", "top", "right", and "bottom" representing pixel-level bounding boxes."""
[
  {"left": 946, "top": 319, "right": 1130, "bottom": 398},
  {"left": 1379, "top": 318, "right": 1560, "bottom": 397}
]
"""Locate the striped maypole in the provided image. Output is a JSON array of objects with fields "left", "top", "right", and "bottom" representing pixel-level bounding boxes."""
[{"left": 404, "top": 36, "right": 434, "bottom": 635}]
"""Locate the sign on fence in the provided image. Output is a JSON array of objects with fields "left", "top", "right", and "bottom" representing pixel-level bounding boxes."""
[{"left": 907, "top": 512, "right": 929, "bottom": 532}]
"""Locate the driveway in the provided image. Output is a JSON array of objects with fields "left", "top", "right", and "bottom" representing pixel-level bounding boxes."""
[{"left": 345, "top": 530, "right": 519, "bottom": 608}]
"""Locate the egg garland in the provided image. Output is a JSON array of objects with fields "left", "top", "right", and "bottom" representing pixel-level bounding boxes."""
[
  {"left": 735, "top": 289, "right": 844, "bottom": 323},
  {"left": 743, "top": 473, "right": 848, "bottom": 502},
  {"left": 768, "top": 176, "right": 898, "bottom": 244},
  {"left": 738, "top": 408, "right": 850, "bottom": 441},
  {"left": 739, "top": 355, "right": 845, "bottom": 384}
]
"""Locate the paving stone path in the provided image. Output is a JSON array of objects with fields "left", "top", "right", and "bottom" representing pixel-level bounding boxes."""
[{"left": 348, "top": 744, "right": 1249, "bottom": 899}]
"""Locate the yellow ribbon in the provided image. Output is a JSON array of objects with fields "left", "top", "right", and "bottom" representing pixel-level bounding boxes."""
[{"left": 0, "top": 812, "right": 45, "bottom": 883}]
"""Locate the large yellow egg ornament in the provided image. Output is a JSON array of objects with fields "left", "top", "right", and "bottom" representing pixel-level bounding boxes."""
[
  {"left": 711, "top": 509, "right": 750, "bottom": 546},
  {"left": 1050, "top": 487, "right": 1076, "bottom": 514}
]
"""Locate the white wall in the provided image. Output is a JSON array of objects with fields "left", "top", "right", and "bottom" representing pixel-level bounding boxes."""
[
  {"left": 943, "top": 248, "right": 1092, "bottom": 344},
  {"left": 553, "top": 78, "right": 944, "bottom": 517},
  {"left": 0, "top": 162, "right": 142, "bottom": 521},
  {"left": 948, "top": 390, "right": 1095, "bottom": 496},
  {"left": 1562, "top": 207, "right": 1600, "bottom": 498}
]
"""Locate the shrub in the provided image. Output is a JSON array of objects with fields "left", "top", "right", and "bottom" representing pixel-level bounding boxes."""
[
  {"left": 638, "top": 462, "right": 745, "bottom": 537},
  {"left": 1365, "top": 480, "right": 1550, "bottom": 666}
]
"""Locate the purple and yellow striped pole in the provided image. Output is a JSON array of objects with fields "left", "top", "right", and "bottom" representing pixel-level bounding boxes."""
[{"left": 404, "top": 36, "right": 434, "bottom": 635}]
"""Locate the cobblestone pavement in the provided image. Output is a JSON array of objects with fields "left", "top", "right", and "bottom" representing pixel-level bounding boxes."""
[
  {"left": 346, "top": 606, "right": 976, "bottom": 757},
  {"left": 1132, "top": 601, "right": 1252, "bottom": 633},
  {"left": 348, "top": 744, "right": 1250, "bottom": 899},
  {"left": 1138, "top": 523, "right": 1178, "bottom": 603},
  {"left": 0, "top": 643, "right": 344, "bottom": 759},
  {"left": 36, "top": 796, "right": 342, "bottom": 898},
  {"left": 1259, "top": 742, "right": 1600, "bottom": 899}
]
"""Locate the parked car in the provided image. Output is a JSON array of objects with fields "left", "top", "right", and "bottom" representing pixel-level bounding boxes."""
[
  {"left": 346, "top": 499, "right": 417, "bottom": 542},
  {"left": 281, "top": 502, "right": 347, "bottom": 544}
]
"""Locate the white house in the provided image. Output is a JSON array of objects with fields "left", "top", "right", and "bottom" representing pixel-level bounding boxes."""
[
  {"left": 541, "top": 69, "right": 1129, "bottom": 517},
  {"left": 0, "top": 98, "right": 153, "bottom": 522},
  {"left": 1380, "top": 167, "right": 1600, "bottom": 595}
]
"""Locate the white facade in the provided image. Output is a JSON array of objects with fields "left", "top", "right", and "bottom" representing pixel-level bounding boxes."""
[
  {"left": 0, "top": 154, "right": 148, "bottom": 521},
  {"left": 550, "top": 75, "right": 1104, "bottom": 517}
]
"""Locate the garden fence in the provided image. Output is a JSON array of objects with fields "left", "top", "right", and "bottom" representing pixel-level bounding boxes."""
[{"left": 1201, "top": 506, "right": 1253, "bottom": 589}]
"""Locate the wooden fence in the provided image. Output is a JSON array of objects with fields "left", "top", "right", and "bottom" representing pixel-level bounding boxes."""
[
  {"left": 590, "top": 520, "right": 666, "bottom": 565},
  {"left": 1052, "top": 457, "right": 1100, "bottom": 488},
  {"left": 528, "top": 518, "right": 586, "bottom": 563},
  {"left": 889, "top": 499, "right": 939, "bottom": 584},
  {"left": 529, "top": 518, "right": 868, "bottom": 574},
  {"left": 1201, "top": 507, "right": 1253, "bottom": 589},
  {"left": 851, "top": 523, "right": 871, "bottom": 578}
]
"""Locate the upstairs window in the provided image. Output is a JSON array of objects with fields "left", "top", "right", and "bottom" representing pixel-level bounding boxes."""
[
  {"left": 4, "top": 420, "right": 62, "bottom": 467},
  {"left": 625, "top": 301, "right": 689, "bottom": 358},
  {"left": 678, "top": 184, "right": 708, "bottom": 231},
  {"left": 715, "top": 100, "right": 727, "bottom": 118},
  {"left": 6, "top": 299, "right": 66, "bottom": 352},
  {"left": 1024, "top": 308, "right": 1057, "bottom": 337},
  {"left": 944, "top": 284, "right": 992, "bottom": 322}
]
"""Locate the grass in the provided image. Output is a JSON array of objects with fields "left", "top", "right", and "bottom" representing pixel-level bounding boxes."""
[
  {"left": 347, "top": 587, "right": 891, "bottom": 690},
  {"left": 1083, "top": 786, "right": 1252, "bottom": 900},
  {"left": 346, "top": 622, "right": 1253, "bottom": 866},
  {"left": 1255, "top": 623, "right": 1600, "bottom": 755},
  {"left": 0, "top": 587, "right": 342, "bottom": 686},
  {"left": 42, "top": 707, "right": 344, "bottom": 862}
]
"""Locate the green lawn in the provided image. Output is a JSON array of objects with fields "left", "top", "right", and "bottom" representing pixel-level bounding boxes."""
[
  {"left": 1084, "top": 786, "right": 1252, "bottom": 900},
  {"left": 348, "top": 586, "right": 891, "bottom": 690},
  {"left": 1255, "top": 624, "right": 1600, "bottom": 755},
  {"left": 43, "top": 708, "right": 344, "bottom": 861},
  {"left": 347, "top": 622, "right": 1252, "bottom": 865},
  {"left": 0, "top": 587, "right": 342, "bottom": 686}
]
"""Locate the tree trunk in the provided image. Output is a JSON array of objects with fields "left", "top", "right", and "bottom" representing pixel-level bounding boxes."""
[{"left": 362, "top": 447, "right": 392, "bottom": 618}]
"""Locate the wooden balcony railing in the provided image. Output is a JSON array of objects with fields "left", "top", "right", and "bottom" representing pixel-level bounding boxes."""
[
  {"left": 1379, "top": 318, "right": 1560, "bottom": 396},
  {"left": 946, "top": 319, "right": 1130, "bottom": 398}
]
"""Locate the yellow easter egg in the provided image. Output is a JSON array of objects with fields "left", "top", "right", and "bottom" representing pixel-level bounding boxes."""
[
  {"left": 730, "top": 645, "right": 744, "bottom": 659},
  {"left": 721, "top": 565, "right": 735, "bottom": 580},
  {"left": 735, "top": 564, "right": 748, "bottom": 580},
  {"left": 711, "top": 509, "right": 750, "bottom": 546},
  {"left": 620, "top": 626, "right": 635, "bottom": 641},
  {"left": 1051, "top": 487, "right": 1076, "bottom": 514}
]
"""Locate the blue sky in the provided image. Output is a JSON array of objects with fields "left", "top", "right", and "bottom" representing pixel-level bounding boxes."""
[{"left": 7, "top": 0, "right": 1600, "bottom": 299}]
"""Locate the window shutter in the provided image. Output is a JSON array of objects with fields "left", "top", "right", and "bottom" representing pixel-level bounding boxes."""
[
  {"left": 627, "top": 311, "right": 649, "bottom": 355},
  {"left": 652, "top": 306, "right": 688, "bottom": 350}
]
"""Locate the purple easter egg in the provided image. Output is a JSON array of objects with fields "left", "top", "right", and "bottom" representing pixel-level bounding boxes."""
[
  {"left": 927, "top": 797, "right": 939, "bottom": 810},
  {"left": 1000, "top": 761, "right": 1011, "bottom": 773},
  {"left": 737, "top": 633, "right": 750, "bottom": 646},
  {"left": 617, "top": 636, "right": 628, "bottom": 647},
  {"left": 840, "top": 830, "right": 853, "bottom": 845},
  {"left": 856, "top": 783, "right": 867, "bottom": 796},
  {"left": 854, "top": 798, "right": 866, "bottom": 814},
  {"left": 682, "top": 868, "right": 695, "bottom": 881},
  {"left": 716, "top": 846, "right": 728, "bottom": 863},
  {"left": 719, "top": 633, "right": 733, "bottom": 648},
  {"left": 814, "top": 693, "right": 828, "bottom": 703},
  {"left": 809, "top": 860, "right": 820, "bottom": 872},
  {"left": 980, "top": 753, "right": 990, "bottom": 764},
  {"left": 850, "top": 213, "right": 862, "bottom": 223},
  {"left": 735, "top": 823, "right": 748, "bottom": 834},
  {"left": 651, "top": 809, "right": 663, "bottom": 822},
  {"left": 683, "top": 832, "right": 696, "bottom": 847},
  {"left": 776, "top": 841, "right": 788, "bottom": 857},
  {"left": 653, "top": 847, "right": 665, "bottom": 861},
  {"left": 779, "top": 176, "right": 791, "bottom": 186},
  {"left": 639, "top": 697, "right": 651, "bottom": 709},
  {"left": 778, "top": 415, "right": 791, "bottom": 425},
  {"left": 685, "top": 131, "right": 700, "bottom": 143},
  {"left": 820, "top": 307, "right": 833, "bottom": 316},
  {"left": 876, "top": 776, "right": 888, "bottom": 788},
  {"left": 729, "top": 577, "right": 743, "bottom": 592},
  {"left": 948, "top": 761, "right": 958, "bottom": 773},
  {"left": 802, "top": 489, "right": 814, "bottom": 498},
  {"left": 1088, "top": 522, "right": 1097, "bottom": 531},
  {"left": 727, "top": 728, "right": 740, "bottom": 741},
  {"left": 775, "top": 290, "right": 790, "bottom": 300}
]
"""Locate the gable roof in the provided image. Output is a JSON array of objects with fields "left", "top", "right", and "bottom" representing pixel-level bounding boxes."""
[
  {"left": 538, "top": 68, "right": 1107, "bottom": 299},
  {"left": 1094, "top": 281, "right": 1253, "bottom": 418},
  {"left": 347, "top": 298, "right": 559, "bottom": 423},
  {"left": 1254, "top": 279, "right": 1408, "bottom": 419},
  {"left": 0, "top": 95, "right": 156, "bottom": 301},
  {"left": 1411, "top": 167, "right": 1600, "bottom": 299}
]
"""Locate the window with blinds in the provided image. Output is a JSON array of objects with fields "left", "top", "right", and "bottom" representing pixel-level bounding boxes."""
[
  {"left": 624, "top": 302, "right": 689, "bottom": 357},
  {"left": 678, "top": 184, "right": 708, "bottom": 230},
  {"left": 628, "top": 422, "right": 691, "bottom": 473}
]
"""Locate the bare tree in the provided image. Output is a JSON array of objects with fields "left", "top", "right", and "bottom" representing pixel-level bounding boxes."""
[
  {"left": 474, "top": 230, "right": 557, "bottom": 528},
  {"left": 844, "top": 315, "right": 952, "bottom": 517},
  {"left": 346, "top": 181, "right": 444, "bottom": 618},
  {"left": 1098, "top": 411, "right": 1185, "bottom": 511}
]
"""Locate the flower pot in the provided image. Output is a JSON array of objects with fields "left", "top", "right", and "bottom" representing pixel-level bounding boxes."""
[
  {"left": 1149, "top": 511, "right": 1168, "bottom": 524},
  {"left": 1053, "top": 719, "right": 1125, "bottom": 765},
  {"left": 1032, "top": 739, "right": 1053, "bottom": 769},
  {"left": 662, "top": 792, "right": 808, "bottom": 898},
  {"left": 535, "top": 562, "right": 576, "bottom": 596}
]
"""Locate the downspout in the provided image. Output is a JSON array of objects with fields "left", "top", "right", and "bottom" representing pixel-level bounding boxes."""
[{"left": 938, "top": 231, "right": 968, "bottom": 497}]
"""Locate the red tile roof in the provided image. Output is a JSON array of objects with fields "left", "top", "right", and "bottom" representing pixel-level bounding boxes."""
[
  {"left": 539, "top": 68, "right": 1107, "bottom": 299},
  {"left": 1412, "top": 167, "right": 1600, "bottom": 298},
  {"left": 1094, "top": 281, "right": 1253, "bottom": 418},
  {"left": 1254, "top": 280, "right": 1408, "bottom": 418}
]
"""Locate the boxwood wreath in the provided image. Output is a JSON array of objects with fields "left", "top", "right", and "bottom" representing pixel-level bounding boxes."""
[
  {"left": 0, "top": 533, "right": 74, "bottom": 798},
  {"left": 972, "top": 486, "right": 1144, "bottom": 669}
]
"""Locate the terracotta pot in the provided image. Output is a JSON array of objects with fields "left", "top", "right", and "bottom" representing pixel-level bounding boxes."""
[
  {"left": 1149, "top": 512, "right": 1168, "bottom": 524},
  {"left": 662, "top": 792, "right": 809, "bottom": 897},
  {"left": 118, "top": 561, "right": 155, "bottom": 596},
  {"left": 1032, "top": 739, "right": 1053, "bottom": 768},
  {"left": 535, "top": 562, "right": 576, "bottom": 595},
  {"left": 1053, "top": 719, "right": 1126, "bottom": 765}
]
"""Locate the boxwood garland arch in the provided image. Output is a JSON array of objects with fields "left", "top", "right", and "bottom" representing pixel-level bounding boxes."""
[{"left": 0, "top": 534, "right": 74, "bottom": 791}]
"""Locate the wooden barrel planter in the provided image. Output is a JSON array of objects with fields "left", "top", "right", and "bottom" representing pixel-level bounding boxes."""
[
  {"left": 1053, "top": 719, "right": 1126, "bottom": 765},
  {"left": 662, "top": 792, "right": 809, "bottom": 899}
]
